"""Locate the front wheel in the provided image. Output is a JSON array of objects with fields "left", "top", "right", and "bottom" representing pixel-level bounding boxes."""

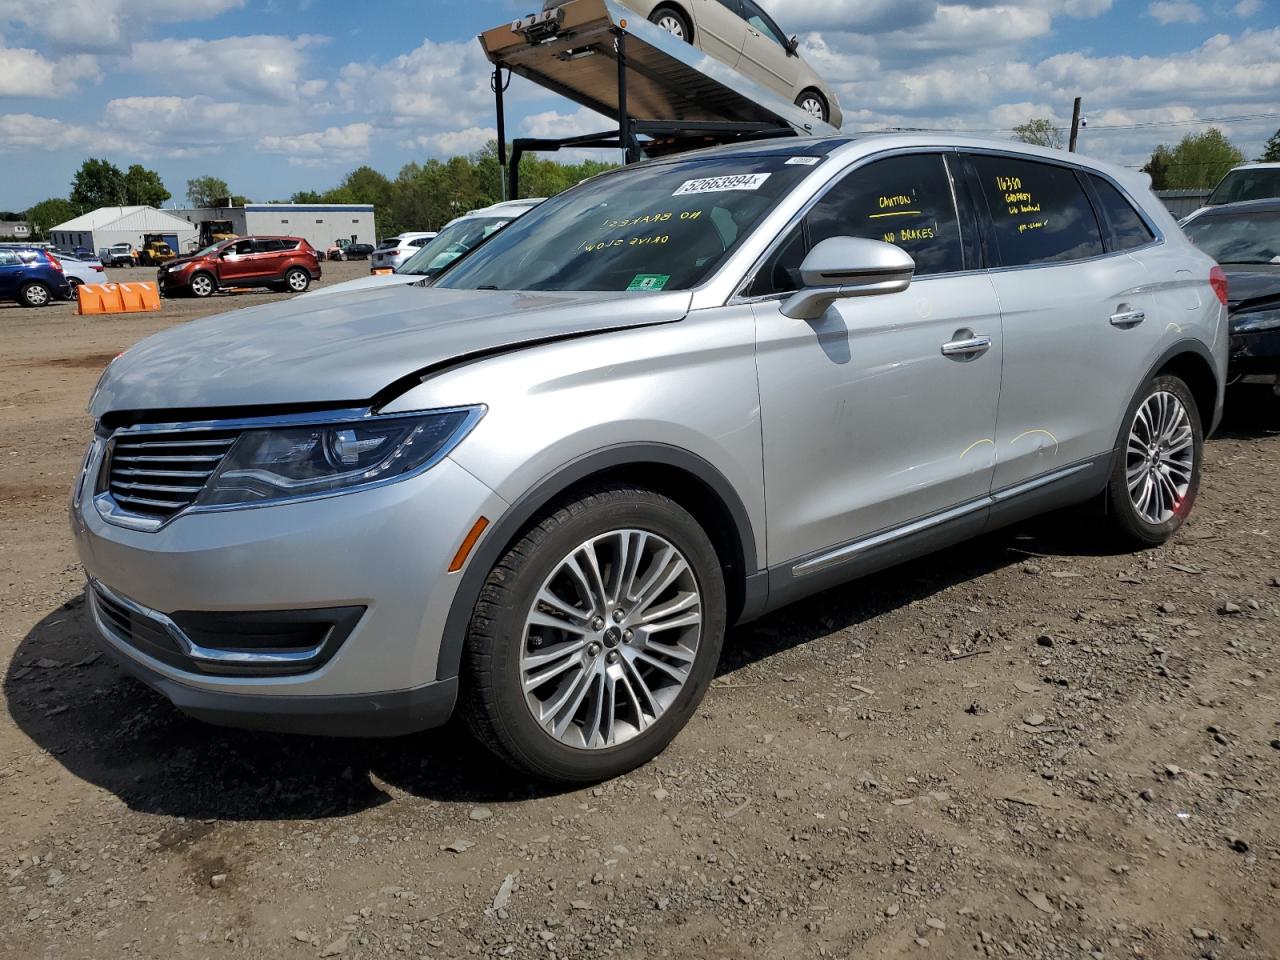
[
  {"left": 1105, "top": 374, "right": 1202, "bottom": 547},
  {"left": 460, "top": 486, "right": 726, "bottom": 782},
  {"left": 18, "top": 282, "right": 52, "bottom": 307},
  {"left": 188, "top": 272, "right": 217, "bottom": 298},
  {"left": 796, "top": 89, "right": 829, "bottom": 123},
  {"left": 648, "top": 5, "right": 693, "bottom": 42}
]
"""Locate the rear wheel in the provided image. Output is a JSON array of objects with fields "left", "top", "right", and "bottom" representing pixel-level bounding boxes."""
[
  {"left": 18, "top": 282, "right": 52, "bottom": 307},
  {"left": 1105, "top": 374, "right": 1202, "bottom": 547},
  {"left": 284, "top": 267, "right": 311, "bottom": 293},
  {"left": 796, "top": 89, "right": 829, "bottom": 123},
  {"left": 649, "top": 5, "right": 693, "bottom": 42},
  {"left": 460, "top": 486, "right": 726, "bottom": 783},
  {"left": 189, "top": 272, "right": 216, "bottom": 298},
  {"left": 66, "top": 278, "right": 82, "bottom": 301}
]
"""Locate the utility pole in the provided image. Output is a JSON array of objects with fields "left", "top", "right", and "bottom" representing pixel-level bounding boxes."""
[{"left": 1068, "top": 97, "right": 1082, "bottom": 152}]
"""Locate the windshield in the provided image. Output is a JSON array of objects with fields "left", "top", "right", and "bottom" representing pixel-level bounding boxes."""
[
  {"left": 192, "top": 243, "right": 223, "bottom": 258},
  {"left": 1208, "top": 169, "right": 1280, "bottom": 205},
  {"left": 1184, "top": 210, "right": 1280, "bottom": 265},
  {"left": 435, "top": 156, "right": 816, "bottom": 292},
  {"left": 396, "top": 215, "right": 517, "bottom": 277}
]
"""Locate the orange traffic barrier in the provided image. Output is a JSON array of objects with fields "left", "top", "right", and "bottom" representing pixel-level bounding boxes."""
[
  {"left": 372, "top": 268, "right": 393, "bottom": 275},
  {"left": 78, "top": 282, "right": 161, "bottom": 316}
]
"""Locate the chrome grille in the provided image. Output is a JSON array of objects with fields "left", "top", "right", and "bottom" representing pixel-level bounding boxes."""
[{"left": 105, "top": 430, "right": 240, "bottom": 518}]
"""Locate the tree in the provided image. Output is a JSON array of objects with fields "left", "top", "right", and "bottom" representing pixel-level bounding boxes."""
[
  {"left": 1142, "top": 128, "right": 1245, "bottom": 190},
  {"left": 123, "top": 164, "right": 171, "bottom": 207},
  {"left": 1012, "top": 118, "right": 1064, "bottom": 151},
  {"left": 186, "top": 175, "right": 232, "bottom": 208},
  {"left": 1262, "top": 128, "right": 1280, "bottom": 163},
  {"left": 25, "top": 197, "right": 77, "bottom": 236},
  {"left": 69, "top": 158, "right": 127, "bottom": 210}
]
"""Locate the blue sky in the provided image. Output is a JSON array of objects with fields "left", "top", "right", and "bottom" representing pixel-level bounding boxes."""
[{"left": 1, "top": 0, "right": 1277, "bottom": 210}]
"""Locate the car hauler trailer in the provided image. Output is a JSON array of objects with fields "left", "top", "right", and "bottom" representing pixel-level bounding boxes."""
[{"left": 480, "top": 0, "right": 838, "bottom": 198}]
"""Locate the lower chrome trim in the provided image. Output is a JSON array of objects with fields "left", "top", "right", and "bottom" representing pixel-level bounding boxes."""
[
  {"left": 89, "top": 579, "right": 329, "bottom": 668},
  {"left": 792, "top": 461, "right": 1095, "bottom": 578}
]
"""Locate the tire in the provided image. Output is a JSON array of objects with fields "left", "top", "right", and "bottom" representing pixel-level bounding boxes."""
[
  {"left": 648, "top": 4, "right": 693, "bottom": 42},
  {"left": 188, "top": 272, "right": 217, "bottom": 298},
  {"left": 284, "top": 268, "right": 311, "bottom": 293},
  {"left": 460, "top": 485, "right": 727, "bottom": 783},
  {"left": 18, "top": 282, "right": 52, "bottom": 308},
  {"left": 796, "top": 89, "right": 829, "bottom": 123},
  {"left": 1104, "top": 374, "right": 1202, "bottom": 547},
  {"left": 66, "top": 278, "right": 82, "bottom": 301}
]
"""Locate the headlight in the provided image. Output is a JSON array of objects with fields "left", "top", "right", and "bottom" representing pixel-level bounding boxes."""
[
  {"left": 197, "top": 407, "right": 483, "bottom": 508},
  {"left": 1232, "top": 309, "right": 1280, "bottom": 334}
]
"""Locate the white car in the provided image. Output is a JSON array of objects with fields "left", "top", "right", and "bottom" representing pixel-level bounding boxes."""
[
  {"left": 371, "top": 232, "right": 438, "bottom": 272},
  {"left": 57, "top": 254, "right": 110, "bottom": 299},
  {"left": 302, "top": 199, "right": 544, "bottom": 299}
]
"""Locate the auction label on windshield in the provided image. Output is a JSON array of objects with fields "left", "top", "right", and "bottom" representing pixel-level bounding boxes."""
[
  {"left": 673, "top": 173, "right": 771, "bottom": 196},
  {"left": 627, "top": 274, "right": 671, "bottom": 292}
]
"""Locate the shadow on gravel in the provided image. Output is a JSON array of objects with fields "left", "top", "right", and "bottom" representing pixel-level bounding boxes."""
[
  {"left": 5, "top": 508, "right": 1117, "bottom": 822},
  {"left": 1214, "top": 385, "right": 1280, "bottom": 440}
]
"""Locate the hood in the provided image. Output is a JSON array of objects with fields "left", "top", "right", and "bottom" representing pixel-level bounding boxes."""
[
  {"left": 1222, "top": 267, "right": 1280, "bottom": 311},
  {"left": 296, "top": 272, "right": 415, "bottom": 299},
  {"left": 91, "top": 285, "right": 692, "bottom": 418}
]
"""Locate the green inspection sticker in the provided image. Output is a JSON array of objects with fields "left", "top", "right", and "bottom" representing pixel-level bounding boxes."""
[{"left": 627, "top": 274, "right": 671, "bottom": 292}]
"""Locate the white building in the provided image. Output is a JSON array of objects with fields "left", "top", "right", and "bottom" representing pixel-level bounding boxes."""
[
  {"left": 0, "top": 221, "right": 31, "bottom": 239},
  {"left": 172, "top": 203, "right": 376, "bottom": 253},
  {"left": 50, "top": 206, "right": 198, "bottom": 255}
]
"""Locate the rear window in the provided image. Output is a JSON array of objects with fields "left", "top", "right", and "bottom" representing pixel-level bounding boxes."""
[
  {"left": 970, "top": 155, "right": 1105, "bottom": 266},
  {"left": 1208, "top": 168, "right": 1280, "bottom": 205},
  {"left": 1088, "top": 175, "right": 1155, "bottom": 250}
]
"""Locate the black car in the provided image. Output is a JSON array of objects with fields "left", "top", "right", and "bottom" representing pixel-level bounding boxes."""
[
  {"left": 332, "top": 243, "right": 375, "bottom": 261},
  {"left": 1182, "top": 198, "right": 1280, "bottom": 382}
]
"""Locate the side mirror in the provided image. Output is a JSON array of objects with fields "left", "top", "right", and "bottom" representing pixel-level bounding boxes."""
[
  {"left": 780, "top": 237, "right": 915, "bottom": 320},
  {"left": 785, "top": 35, "right": 800, "bottom": 57}
]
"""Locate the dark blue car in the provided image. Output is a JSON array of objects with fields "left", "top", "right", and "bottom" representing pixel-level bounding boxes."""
[{"left": 0, "top": 247, "right": 72, "bottom": 307}]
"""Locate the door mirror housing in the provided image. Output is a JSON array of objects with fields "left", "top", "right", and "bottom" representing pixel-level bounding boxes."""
[
  {"left": 785, "top": 35, "right": 800, "bottom": 57},
  {"left": 780, "top": 237, "right": 916, "bottom": 320}
]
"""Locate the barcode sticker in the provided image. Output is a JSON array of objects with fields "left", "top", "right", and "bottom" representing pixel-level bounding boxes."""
[{"left": 673, "top": 173, "right": 771, "bottom": 196}]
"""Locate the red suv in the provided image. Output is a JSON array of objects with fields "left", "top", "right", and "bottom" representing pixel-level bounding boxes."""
[{"left": 158, "top": 236, "right": 322, "bottom": 298}]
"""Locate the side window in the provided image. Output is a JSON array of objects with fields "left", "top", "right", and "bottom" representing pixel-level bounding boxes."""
[
  {"left": 748, "top": 154, "right": 965, "bottom": 297},
  {"left": 0, "top": 250, "right": 17, "bottom": 266},
  {"left": 969, "top": 155, "right": 1104, "bottom": 266},
  {"left": 740, "top": 0, "right": 785, "bottom": 44},
  {"left": 1088, "top": 175, "right": 1155, "bottom": 251},
  {"left": 233, "top": 240, "right": 255, "bottom": 256}
]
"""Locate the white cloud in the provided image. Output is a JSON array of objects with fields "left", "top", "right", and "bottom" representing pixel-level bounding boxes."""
[
  {"left": 520, "top": 107, "right": 612, "bottom": 139},
  {"left": 1147, "top": 1, "right": 1204, "bottom": 24},
  {"left": 0, "top": 112, "right": 131, "bottom": 152},
  {"left": 258, "top": 122, "right": 373, "bottom": 158},
  {"left": 335, "top": 37, "right": 493, "bottom": 127},
  {"left": 125, "top": 35, "right": 327, "bottom": 103},
  {"left": 409, "top": 126, "right": 498, "bottom": 155},
  {"left": 0, "top": 0, "right": 246, "bottom": 52},
  {"left": 0, "top": 44, "right": 98, "bottom": 97},
  {"left": 1233, "top": 0, "right": 1261, "bottom": 15}
]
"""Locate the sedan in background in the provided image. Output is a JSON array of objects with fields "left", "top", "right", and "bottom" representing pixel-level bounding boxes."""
[
  {"left": 372, "top": 232, "right": 438, "bottom": 272},
  {"left": 543, "top": 0, "right": 842, "bottom": 124},
  {"left": 1182, "top": 198, "right": 1280, "bottom": 384},
  {"left": 56, "top": 253, "right": 110, "bottom": 299}
]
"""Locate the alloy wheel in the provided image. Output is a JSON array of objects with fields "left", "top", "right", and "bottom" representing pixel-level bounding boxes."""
[
  {"left": 191, "top": 275, "right": 214, "bottom": 297},
  {"left": 1126, "top": 390, "right": 1194, "bottom": 524},
  {"left": 519, "top": 529, "right": 702, "bottom": 750},
  {"left": 287, "top": 270, "right": 309, "bottom": 292}
]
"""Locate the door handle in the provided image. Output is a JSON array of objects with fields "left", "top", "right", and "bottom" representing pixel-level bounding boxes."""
[
  {"left": 941, "top": 334, "right": 992, "bottom": 360},
  {"left": 1110, "top": 307, "right": 1145, "bottom": 328}
]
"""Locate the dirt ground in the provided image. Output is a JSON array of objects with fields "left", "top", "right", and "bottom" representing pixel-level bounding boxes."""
[{"left": 1, "top": 264, "right": 1277, "bottom": 960}]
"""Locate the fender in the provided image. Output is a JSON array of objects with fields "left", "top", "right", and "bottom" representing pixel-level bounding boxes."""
[{"left": 436, "top": 442, "right": 763, "bottom": 681}]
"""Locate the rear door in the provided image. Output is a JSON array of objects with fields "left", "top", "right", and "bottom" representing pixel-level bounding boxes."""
[
  {"left": 964, "top": 153, "right": 1159, "bottom": 492},
  {"left": 735, "top": 0, "right": 800, "bottom": 96},
  {"left": 692, "top": 0, "right": 748, "bottom": 66}
]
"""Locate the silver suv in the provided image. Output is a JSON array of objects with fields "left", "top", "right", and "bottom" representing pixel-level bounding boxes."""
[{"left": 72, "top": 135, "right": 1228, "bottom": 783}]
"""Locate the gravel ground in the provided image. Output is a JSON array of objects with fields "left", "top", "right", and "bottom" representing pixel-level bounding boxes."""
[{"left": 1, "top": 268, "right": 1277, "bottom": 959}]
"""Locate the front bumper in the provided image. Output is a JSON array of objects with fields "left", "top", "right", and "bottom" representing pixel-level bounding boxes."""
[
  {"left": 71, "top": 446, "right": 507, "bottom": 733},
  {"left": 1229, "top": 329, "right": 1280, "bottom": 379}
]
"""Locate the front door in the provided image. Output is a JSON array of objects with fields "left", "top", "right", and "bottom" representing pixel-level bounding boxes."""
[
  {"left": 751, "top": 152, "right": 1003, "bottom": 567},
  {"left": 962, "top": 153, "right": 1159, "bottom": 491},
  {"left": 0, "top": 250, "right": 21, "bottom": 298},
  {"left": 735, "top": 0, "right": 799, "bottom": 97},
  {"left": 217, "top": 239, "right": 258, "bottom": 283}
]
